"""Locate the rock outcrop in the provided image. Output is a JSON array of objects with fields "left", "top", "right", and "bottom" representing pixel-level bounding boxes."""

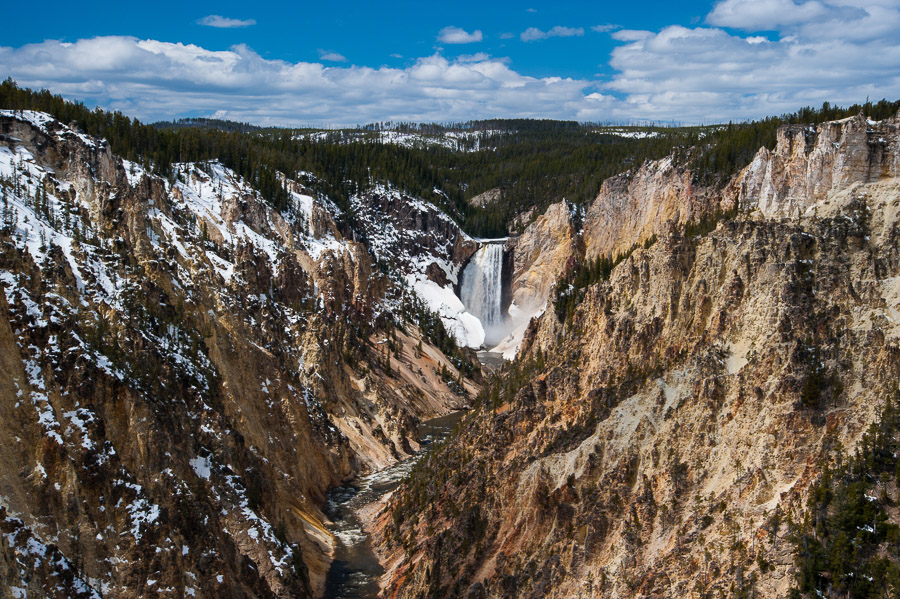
[
  {"left": 489, "top": 202, "right": 577, "bottom": 358},
  {"left": 583, "top": 156, "right": 726, "bottom": 260},
  {"left": 509, "top": 202, "right": 576, "bottom": 315},
  {"left": 351, "top": 185, "right": 477, "bottom": 281},
  {"left": 467, "top": 188, "right": 502, "bottom": 209},
  {"left": 731, "top": 112, "right": 900, "bottom": 218}
]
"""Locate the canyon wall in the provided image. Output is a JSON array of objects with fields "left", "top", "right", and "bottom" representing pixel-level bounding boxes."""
[
  {"left": 376, "top": 114, "right": 900, "bottom": 599},
  {"left": 0, "top": 111, "right": 476, "bottom": 598}
]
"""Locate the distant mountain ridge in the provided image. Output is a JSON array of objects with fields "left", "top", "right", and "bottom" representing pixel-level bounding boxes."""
[{"left": 151, "top": 117, "right": 262, "bottom": 133}]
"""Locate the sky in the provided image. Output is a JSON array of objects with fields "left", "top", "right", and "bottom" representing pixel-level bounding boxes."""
[{"left": 1, "top": 0, "right": 899, "bottom": 126}]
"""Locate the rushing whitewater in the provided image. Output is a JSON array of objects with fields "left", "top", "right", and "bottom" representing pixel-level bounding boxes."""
[{"left": 460, "top": 243, "right": 507, "bottom": 346}]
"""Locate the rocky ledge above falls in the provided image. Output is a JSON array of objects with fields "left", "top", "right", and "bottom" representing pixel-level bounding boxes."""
[
  {"left": 582, "top": 155, "right": 728, "bottom": 261},
  {"left": 351, "top": 185, "right": 478, "bottom": 281}
]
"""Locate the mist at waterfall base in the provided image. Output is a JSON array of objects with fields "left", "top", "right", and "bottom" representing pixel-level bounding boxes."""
[{"left": 459, "top": 244, "right": 513, "bottom": 348}]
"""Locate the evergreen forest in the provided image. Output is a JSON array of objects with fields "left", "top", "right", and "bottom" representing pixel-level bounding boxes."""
[{"left": 4, "top": 79, "right": 896, "bottom": 238}]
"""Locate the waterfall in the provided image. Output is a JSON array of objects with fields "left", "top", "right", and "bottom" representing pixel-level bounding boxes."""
[{"left": 460, "top": 243, "right": 506, "bottom": 346}]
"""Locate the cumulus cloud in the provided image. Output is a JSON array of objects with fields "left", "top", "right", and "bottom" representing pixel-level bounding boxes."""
[
  {"left": 706, "top": 0, "right": 867, "bottom": 31},
  {"left": 583, "top": 15, "right": 900, "bottom": 122},
  {"left": 318, "top": 50, "right": 347, "bottom": 62},
  {"left": 456, "top": 52, "right": 494, "bottom": 63},
  {"left": 707, "top": 0, "right": 900, "bottom": 43},
  {"left": 521, "top": 26, "right": 584, "bottom": 42},
  {"left": 437, "top": 26, "right": 483, "bottom": 44},
  {"left": 0, "top": 36, "right": 589, "bottom": 125},
  {"left": 197, "top": 15, "right": 256, "bottom": 28},
  {"left": 3, "top": 0, "right": 900, "bottom": 127}
]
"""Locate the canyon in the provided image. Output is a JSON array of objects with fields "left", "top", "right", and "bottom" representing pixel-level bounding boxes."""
[{"left": 0, "top": 105, "right": 898, "bottom": 599}]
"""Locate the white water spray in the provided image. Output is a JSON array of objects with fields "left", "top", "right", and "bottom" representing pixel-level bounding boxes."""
[{"left": 460, "top": 243, "right": 506, "bottom": 346}]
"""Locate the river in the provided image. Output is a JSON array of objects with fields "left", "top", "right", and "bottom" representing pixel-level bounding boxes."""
[{"left": 322, "top": 411, "right": 466, "bottom": 598}]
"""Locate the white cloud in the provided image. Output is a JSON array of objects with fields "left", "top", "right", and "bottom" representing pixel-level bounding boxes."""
[
  {"left": 318, "top": 50, "right": 347, "bottom": 62},
  {"left": 456, "top": 52, "right": 493, "bottom": 63},
  {"left": 3, "top": 0, "right": 900, "bottom": 128},
  {"left": 611, "top": 29, "right": 654, "bottom": 42},
  {"left": 0, "top": 37, "right": 590, "bottom": 126},
  {"left": 197, "top": 15, "right": 256, "bottom": 28},
  {"left": 437, "top": 26, "right": 483, "bottom": 44},
  {"left": 591, "top": 24, "right": 620, "bottom": 33},
  {"left": 521, "top": 26, "right": 585, "bottom": 42},
  {"left": 585, "top": 18, "right": 900, "bottom": 122},
  {"left": 706, "top": 0, "right": 867, "bottom": 31}
]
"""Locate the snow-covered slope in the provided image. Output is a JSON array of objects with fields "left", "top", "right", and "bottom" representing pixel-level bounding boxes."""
[
  {"left": 295, "top": 129, "right": 502, "bottom": 152},
  {"left": 0, "top": 110, "right": 476, "bottom": 598},
  {"left": 350, "top": 184, "right": 490, "bottom": 348}
]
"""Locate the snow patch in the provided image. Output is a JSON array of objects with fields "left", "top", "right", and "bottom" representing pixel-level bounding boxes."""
[{"left": 190, "top": 456, "right": 213, "bottom": 480}]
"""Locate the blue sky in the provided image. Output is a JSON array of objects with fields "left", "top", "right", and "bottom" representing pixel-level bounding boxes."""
[
  {"left": 1, "top": 1, "right": 714, "bottom": 80},
  {"left": 2, "top": 0, "right": 899, "bottom": 125}
]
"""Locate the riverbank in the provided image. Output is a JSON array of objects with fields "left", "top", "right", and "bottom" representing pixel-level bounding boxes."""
[
  {"left": 356, "top": 488, "right": 400, "bottom": 596},
  {"left": 322, "top": 411, "right": 467, "bottom": 598}
]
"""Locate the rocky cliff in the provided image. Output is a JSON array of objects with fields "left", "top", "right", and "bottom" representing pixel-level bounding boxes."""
[
  {"left": 350, "top": 185, "right": 489, "bottom": 349},
  {"left": 498, "top": 150, "right": 726, "bottom": 360},
  {"left": 583, "top": 156, "right": 726, "bottom": 260},
  {"left": 488, "top": 202, "right": 577, "bottom": 359},
  {"left": 730, "top": 112, "right": 900, "bottom": 218},
  {"left": 375, "top": 113, "right": 900, "bottom": 598},
  {"left": 509, "top": 202, "right": 576, "bottom": 319},
  {"left": 351, "top": 186, "right": 477, "bottom": 282},
  {"left": 0, "top": 111, "right": 476, "bottom": 598}
]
